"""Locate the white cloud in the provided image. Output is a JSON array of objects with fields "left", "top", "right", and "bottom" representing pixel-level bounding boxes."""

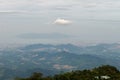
[{"left": 53, "top": 18, "right": 72, "bottom": 25}]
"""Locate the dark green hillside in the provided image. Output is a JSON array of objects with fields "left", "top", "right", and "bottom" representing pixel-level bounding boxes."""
[{"left": 15, "top": 65, "right": 120, "bottom": 80}]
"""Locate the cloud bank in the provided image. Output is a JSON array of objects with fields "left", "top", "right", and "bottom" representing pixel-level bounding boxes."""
[
  {"left": 0, "top": 0, "right": 120, "bottom": 13},
  {"left": 17, "top": 33, "right": 72, "bottom": 39}
]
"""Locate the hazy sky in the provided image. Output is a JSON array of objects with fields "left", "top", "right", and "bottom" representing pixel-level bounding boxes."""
[{"left": 0, "top": 0, "right": 120, "bottom": 44}]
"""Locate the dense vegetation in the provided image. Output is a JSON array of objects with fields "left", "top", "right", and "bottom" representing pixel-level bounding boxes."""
[{"left": 15, "top": 65, "right": 120, "bottom": 80}]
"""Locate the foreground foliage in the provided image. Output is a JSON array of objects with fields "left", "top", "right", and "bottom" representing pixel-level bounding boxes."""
[{"left": 15, "top": 65, "right": 120, "bottom": 80}]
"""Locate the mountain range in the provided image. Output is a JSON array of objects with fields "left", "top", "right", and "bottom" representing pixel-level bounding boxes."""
[{"left": 0, "top": 43, "right": 120, "bottom": 80}]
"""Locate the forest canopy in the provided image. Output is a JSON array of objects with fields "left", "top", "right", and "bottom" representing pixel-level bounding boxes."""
[{"left": 15, "top": 65, "right": 120, "bottom": 80}]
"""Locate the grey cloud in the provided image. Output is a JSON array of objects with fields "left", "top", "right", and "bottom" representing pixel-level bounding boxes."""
[
  {"left": 0, "top": 0, "right": 120, "bottom": 13},
  {"left": 51, "top": 7, "right": 70, "bottom": 11},
  {"left": 0, "top": 10, "right": 28, "bottom": 14}
]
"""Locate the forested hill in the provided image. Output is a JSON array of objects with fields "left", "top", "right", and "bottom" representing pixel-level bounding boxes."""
[{"left": 15, "top": 65, "right": 120, "bottom": 80}]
